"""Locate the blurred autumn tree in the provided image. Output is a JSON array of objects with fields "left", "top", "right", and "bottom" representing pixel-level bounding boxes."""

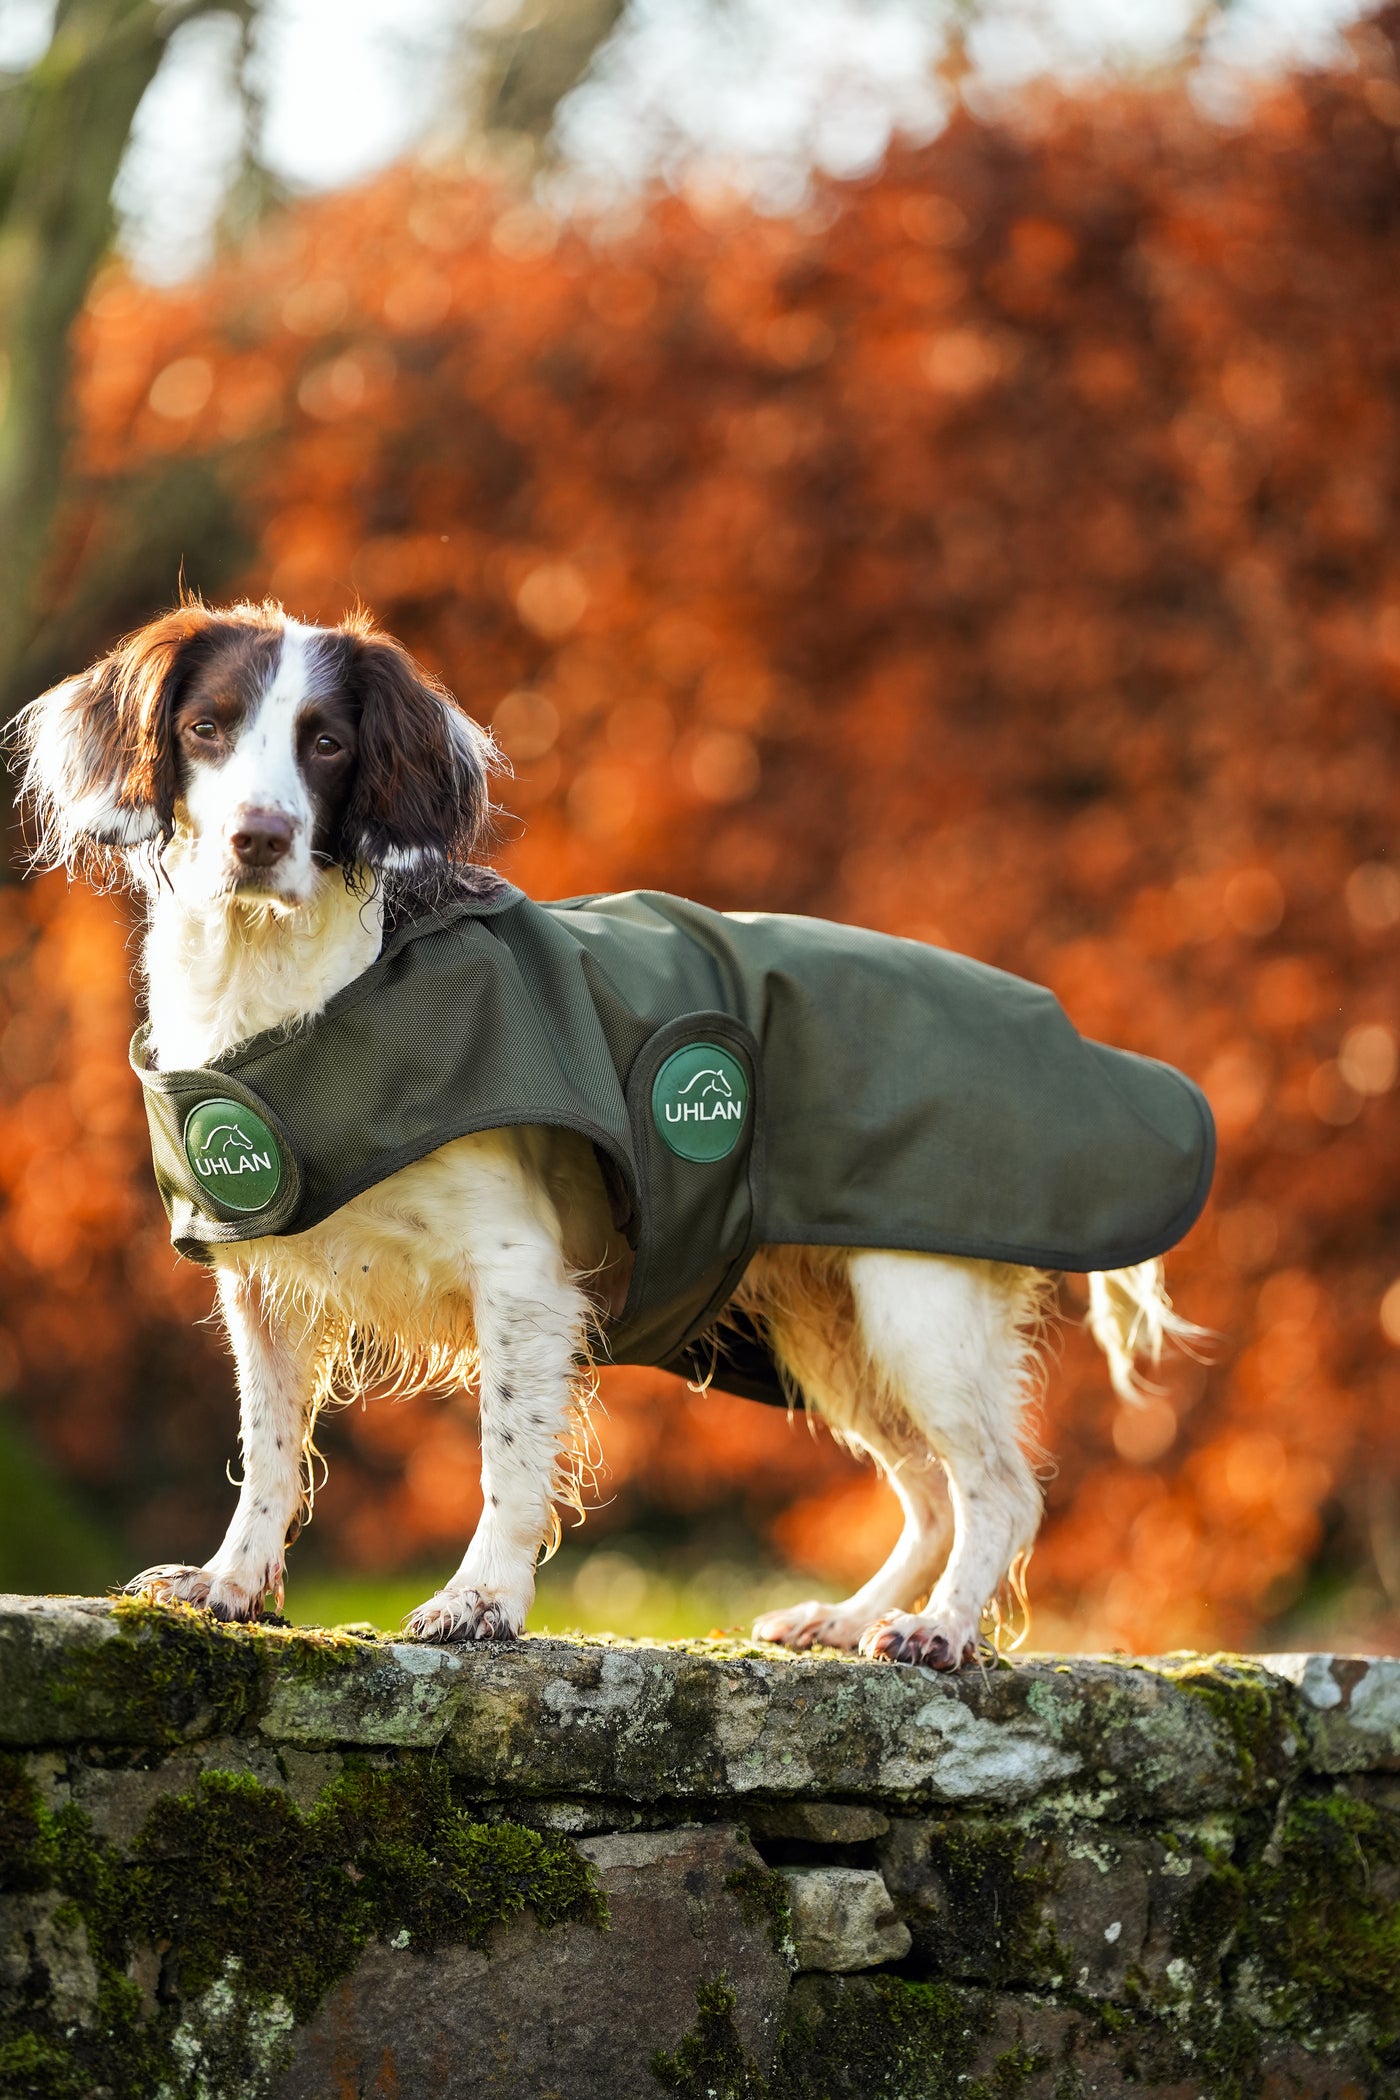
[
  {"left": 7, "top": 9, "right": 1400, "bottom": 1650},
  {"left": 0, "top": 0, "right": 628, "bottom": 722}
]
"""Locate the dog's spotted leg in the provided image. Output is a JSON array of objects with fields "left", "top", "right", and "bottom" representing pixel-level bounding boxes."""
[
  {"left": 405, "top": 1154, "right": 591, "bottom": 1643},
  {"left": 126, "top": 1268, "right": 318, "bottom": 1622}
]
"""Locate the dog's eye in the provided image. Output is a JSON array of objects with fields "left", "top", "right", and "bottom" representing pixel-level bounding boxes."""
[
  {"left": 188, "top": 720, "right": 219, "bottom": 742},
  {"left": 313, "top": 734, "right": 343, "bottom": 757}
]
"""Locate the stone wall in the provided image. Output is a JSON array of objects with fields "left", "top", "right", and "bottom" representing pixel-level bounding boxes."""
[{"left": 2, "top": 1595, "right": 1398, "bottom": 2098}]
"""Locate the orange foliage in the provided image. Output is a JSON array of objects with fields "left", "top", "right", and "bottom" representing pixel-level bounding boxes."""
[{"left": 9, "top": 17, "right": 1400, "bottom": 1646}]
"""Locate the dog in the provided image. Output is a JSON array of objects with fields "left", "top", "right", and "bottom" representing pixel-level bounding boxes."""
[{"left": 15, "top": 599, "right": 1204, "bottom": 1668}]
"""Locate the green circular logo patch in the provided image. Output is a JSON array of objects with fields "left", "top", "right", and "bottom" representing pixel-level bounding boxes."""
[
  {"left": 183, "top": 1097, "right": 284, "bottom": 1214},
  {"left": 652, "top": 1043, "right": 750, "bottom": 1163}
]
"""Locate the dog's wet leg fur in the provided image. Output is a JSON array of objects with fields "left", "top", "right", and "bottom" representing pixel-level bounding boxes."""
[
  {"left": 846, "top": 1252, "right": 1045, "bottom": 1669},
  {"left": 126, "top": 1270, "right": 320, "bottom": 1620},
  {"left": 403, "top": 1151, "right": 592, "bottom": 1643},
  {"left": 752, "top": 1417, "right": 954, "bottom": 1654},
  {"left": 740, "top": 1248, "right": 955, "bottom": 1651}
]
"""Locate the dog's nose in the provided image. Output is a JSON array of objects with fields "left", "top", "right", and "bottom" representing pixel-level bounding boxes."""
[{"left": 229, "top": 810, "right": 294, "bottom": 868}]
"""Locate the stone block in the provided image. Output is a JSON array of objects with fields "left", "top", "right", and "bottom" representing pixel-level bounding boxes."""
[
  {"left": 0, "top": 1892, "right": 99, "bottom": 2027},
  {"left": 0, "top": 1593, "right": 268, "bottom": 1746},
  {"left": 878, "top": 1814, "right": 1215, "bottom": 1998},
  {"left": 778, "top": 1865, "right": 911, "bottom": 1971},
  {"left": 775, "top": 1975, "right": 1160, "bottom": 2098},
  {"left": 437, "top": 1641, "right": 1278, "bottom": 1814},
  {"left": 746, "top": 1800, "right": 889, "bottom": 1844},
  {"left": 1265, "top": 1654, "right": 1400, "bottom": 1772},
  {"left": 961, "top": 1990, "right": 1201, "bottom": 2098},
  {"left": 68, "top": 1737, "right": 286, "bottom": 1850},
  {"left": 1, "top": 1599, "right": 1314, "bottom": 1814},
  {"left": 269, "top": 1822, "right": 791, "bottom": 2100},
  {"left": 273, "top": 1747, "right": 344, "bottom": 1810},
  {"left": 780, "top": 1976, "right": 1378, "bottom": 2099}
]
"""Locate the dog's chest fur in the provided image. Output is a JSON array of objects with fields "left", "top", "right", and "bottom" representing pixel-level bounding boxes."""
[
  {"left": 147, "top": 875, "right": 484, "bottom": 1360},
  {"left": 145, "top": 872, "right": 620, "bottom": 1371}
]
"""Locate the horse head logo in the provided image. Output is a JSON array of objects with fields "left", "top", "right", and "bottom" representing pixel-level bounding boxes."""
[
  {"left": 677, "top": 1067, "right": 734, "bottom": 1101},
  {"left": 201, "top": 1122, "right": 258, "bottom": 1160}
]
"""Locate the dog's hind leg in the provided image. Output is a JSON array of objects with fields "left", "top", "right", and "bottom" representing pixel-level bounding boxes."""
[
  {"left": 752, "top": 1411, "right": 953, "bottom": 1653},
  {"left": 846, "top": 1252, "right": 1045, "bottom": 1670},
  {"left": 743, "top": 1249, "right": 954, "bottom": 1653},
  {"left": 127, "top": 1267, "right": 320, "bottom": 1621}
]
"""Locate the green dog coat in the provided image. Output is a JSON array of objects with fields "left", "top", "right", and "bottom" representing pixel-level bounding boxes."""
[{"left": 132, "top": 884, "right": 1215, "bottom": 1406}]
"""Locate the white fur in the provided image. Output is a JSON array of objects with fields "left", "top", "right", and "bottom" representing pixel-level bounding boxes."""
[
  {"left": 1087, "top": 1261, "right": 1206, "bottom": 1403},
  {"left": 20, "top": 609, "right": 1201, "bottom": 1661},
  {"left": 142, "top": 873, "right": 382, "bottom": 1071},
  {"left": 15, "top": 675, "right": 159, "bottom": 857},
  {"left": 175, "top": 621, "right": 326, "bottom": 909}
]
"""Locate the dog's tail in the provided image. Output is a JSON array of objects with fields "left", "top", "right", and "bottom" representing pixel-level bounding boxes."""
[{"left": 1086, "top": 1259, "right": 1211, "bottom": 1404}]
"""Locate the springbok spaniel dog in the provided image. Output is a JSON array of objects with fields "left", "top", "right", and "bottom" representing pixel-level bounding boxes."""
[{"left": 15, "top": 600, "right": 1206, "bottom": 1667}]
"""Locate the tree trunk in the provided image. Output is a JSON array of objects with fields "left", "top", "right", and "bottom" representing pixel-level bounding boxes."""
[
  {"left": 473, "top": 0, "right": 627, "bottom": 148},
  {"left": 0, "top": 0, "right": 241, "bottom": 719}
]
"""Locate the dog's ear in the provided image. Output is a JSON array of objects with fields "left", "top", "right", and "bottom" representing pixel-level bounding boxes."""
[
  {"left": 338, "top": 632, "right": 497, "bottom": 872},
  {"left": 11, "top": 606, "right": 221, "bottom": 872}
]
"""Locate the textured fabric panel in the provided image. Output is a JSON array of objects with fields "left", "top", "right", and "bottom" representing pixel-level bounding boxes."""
[{"left": 133, "top": 885, "right": 1215, "bottom": 1398}]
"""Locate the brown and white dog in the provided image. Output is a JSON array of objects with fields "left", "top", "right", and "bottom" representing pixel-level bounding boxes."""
[{"left": 15, "top": 600, "right": 1199, "bottom": 1666}]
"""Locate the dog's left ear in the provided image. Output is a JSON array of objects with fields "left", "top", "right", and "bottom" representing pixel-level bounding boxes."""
[{"left": 338, "top": 632, "right": 497, "bottom": 872}]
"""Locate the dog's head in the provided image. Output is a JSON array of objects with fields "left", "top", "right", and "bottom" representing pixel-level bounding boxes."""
[{"left": 13, "top": 601, "right": 497, "bottom": 909}]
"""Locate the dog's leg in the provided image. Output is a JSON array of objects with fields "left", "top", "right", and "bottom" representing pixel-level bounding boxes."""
[
  {"left": 845, "top": 1252, "right": 1044, "bottom": 1670},
  {"left": 405, "top": 1166, "right": 591, "bottom": 1643},
  {"left": 741, "top": 1248, "right": 952, "bottom": 1653},
  {"left": 126, "top": 1269, "right": 318, "bottom": 1621},
  {"left": 753, "top": 1413, "right": 953, "bottom": 1653}
]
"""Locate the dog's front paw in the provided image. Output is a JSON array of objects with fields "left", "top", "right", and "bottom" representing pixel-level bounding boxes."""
[
  {"left": 857, "top": 1611, "right": 978, "bottom": 1670},
  {"left": 403, "top": 1586, "right": 524, "bottom": 1643},
  {"left": 124, "top": 1563, "right": 274, "bottom": 1622},
  {"left": 753, "top": 1600, "right": 867, "bottom": 1652}
]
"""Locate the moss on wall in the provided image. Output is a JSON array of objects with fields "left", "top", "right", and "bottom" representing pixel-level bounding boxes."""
[
  {"left": 64, "top": 1597, "right": 274, "bottom": 1746},
  {"left": 1151, "top": 1657, "right": 1300, "bottom": 1793},
  {"left": 0, "top": 1753, "right": 606, "bottom": 2099},
  {"left": 773, "top": 1973, "right": 992, "bottom": 2099},
  {"left": 726, "top": 1861, "right": 796, "bottom": 1962},
  {"left": 1165, "top": 1783, "right": 1400, "bottom": 2086},
  {"left": 651, "top": 1977, "right": 775, "bottom": 2099},
  {"left": 5, "top": 1610, "right": 1399, "bottom": 2098},
  {"left": 890, "top": 1815, "right": 1069, "bottom": 1987},
  {"left": 874, "top": 1777, "right": 1400, "bottom": 2094}
]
